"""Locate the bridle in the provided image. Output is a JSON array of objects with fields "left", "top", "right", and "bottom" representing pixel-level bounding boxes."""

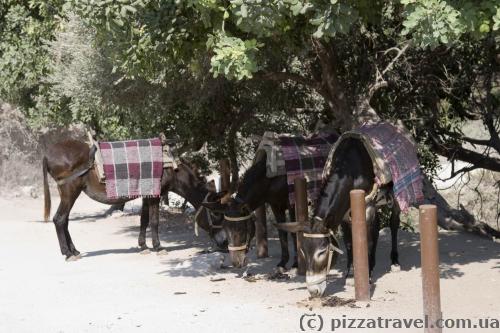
[
  {"left": 303, "top": 221, "right": 344, "bottom": 286},
  {"left": 223, "top": 213, "right": 253, "bottom": 252},
  {"left": 303, "top": 182, "right": 381, "bottom": 287},
  {"left": 194, "top": 193, "right": 224, "bottom": 237}
]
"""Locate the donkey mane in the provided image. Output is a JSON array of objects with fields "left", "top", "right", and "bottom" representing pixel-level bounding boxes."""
[
  {"left": 313, "top": 138, "right": 374, "bottom": 231},
  {"left": 237, "top": 157, "right": 267, "bottom": 197}
]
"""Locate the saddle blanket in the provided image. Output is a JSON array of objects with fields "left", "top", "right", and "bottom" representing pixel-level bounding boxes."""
[
  {"left": 323, "top": 122, "right": 424, "bottom": 212},
  {"left": 99, "top": 138, "right": 163, "bottom": 199},
  {"left": 279, "top": 133, "right": 339, "bottom": 206},
  {"left": 359, "top": 122, "right": 424, "bottom": 212}
]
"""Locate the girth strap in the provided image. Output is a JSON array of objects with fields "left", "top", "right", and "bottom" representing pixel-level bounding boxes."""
[{"left": 56, "top": 145, "right": 96, "bottom": 186}]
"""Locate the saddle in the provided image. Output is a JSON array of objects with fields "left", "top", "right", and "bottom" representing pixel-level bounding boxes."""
[{"left": 86, "top": 130, "right": 180, "bottom": 184}]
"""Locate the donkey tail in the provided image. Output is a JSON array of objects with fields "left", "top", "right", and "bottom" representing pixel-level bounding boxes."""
[{"left": 43, "top": 156, "right": 51, "bottom": 222}]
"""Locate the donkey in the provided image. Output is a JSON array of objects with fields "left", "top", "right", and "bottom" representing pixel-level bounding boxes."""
[
  {"left": 277, "top": 138, "right": 401, "bottom": 297},
  {"left": 43, "top": 139, "right": 227, "bottom": 261},
  {"left": 203, "top": 156, "right": 298, "bottom": 269}
]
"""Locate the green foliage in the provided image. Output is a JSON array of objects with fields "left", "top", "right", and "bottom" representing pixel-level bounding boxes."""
[
  {"left": 1, "top": 0, "right": 498, "bottom": 177},
  {"left": 0, "top": 1, "right": 65, "bottom": 107},
  {"left": 401, "top": 0, "right": 499, "bottom": 47},
  {"left": 208, "top": 33, "right": 260, "bottom": 80},
  {"left": 309, "top": 1, "right": 359, "bottom": 38}
]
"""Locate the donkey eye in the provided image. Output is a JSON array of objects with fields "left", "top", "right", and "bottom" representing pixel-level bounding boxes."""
[{"left": 317, "top": 249, "right": 327, "bottom": 257}]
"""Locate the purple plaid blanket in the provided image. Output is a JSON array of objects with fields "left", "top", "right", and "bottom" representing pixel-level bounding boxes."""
[
  {"left": 279, "top": 133, "right": 338, "bottom": 206},
  {"left": 358, "top": 122, "right": 424, "bottom": 212},
  {"left": 99, "top": 138, "right": 163, "bottom": 199}
]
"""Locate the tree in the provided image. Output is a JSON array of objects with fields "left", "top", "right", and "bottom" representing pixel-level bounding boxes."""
[{"left": 1, "top": 1, "right": 499, "bottom": 235}]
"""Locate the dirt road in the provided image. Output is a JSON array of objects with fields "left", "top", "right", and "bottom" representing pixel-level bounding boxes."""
[{"left": 0, "top": 195, "right": 498, "bottom": 332}]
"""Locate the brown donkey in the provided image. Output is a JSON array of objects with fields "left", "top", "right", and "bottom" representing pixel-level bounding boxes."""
[{"left": 43, "top": 139, "right": 227, "bottom": 261}]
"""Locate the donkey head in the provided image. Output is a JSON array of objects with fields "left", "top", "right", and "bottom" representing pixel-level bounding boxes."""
[
  {"left": 275, "top": 218, "right": 341, "bottom": 298},
  {"left": 167, "top": 163, "right": 228, "bottom": 250},
  {"left": 203, "top": 192, "right": 255, "bottom": 268}
]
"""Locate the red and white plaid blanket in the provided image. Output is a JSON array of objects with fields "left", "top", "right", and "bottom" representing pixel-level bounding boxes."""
[
  {"left": 99, "top": 138, "right": 163, "bottom": 199},
  {"left": 279, "top": 133, "right": 339, "bottom": 206}
]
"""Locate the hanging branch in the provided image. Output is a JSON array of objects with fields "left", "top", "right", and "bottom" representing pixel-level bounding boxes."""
[{"left": 356, "top": 42, "right": 411, "bottom": 124}]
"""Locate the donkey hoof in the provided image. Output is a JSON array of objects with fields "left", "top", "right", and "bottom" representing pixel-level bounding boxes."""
[
  {"left": 139, "top": 248, "right": 151, "bottom": 255},
  {"left": 276, "top": 266, "right": 287, "bottom": 274},
  {"left": 345, "top": 276, "right": 355, "bottom": 287},
  {"left": 390, "top": 264, "right": 401, "bottom": 272},
  {"left": 156, "top": 249, "right": 168, "bottom": 256},
  {"left": 65, "top": 255, "right": 79, "bottom": 262}
]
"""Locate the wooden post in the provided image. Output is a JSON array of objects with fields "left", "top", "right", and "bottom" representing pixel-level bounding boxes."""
[
  {"left": 255, "top": 205, "right": 268, "bottom": 258},
  {"left": 419, "top": 204, "right": 442, "bottom": 333},
  {"left": 294, "top": 177, "right": 307, "bottom": 275},
  {"left": 219, "top": 158, "right": 231, "bottom": 192},
  {"left": 350, "top": 189, "right": 370, "bottom": 302}
]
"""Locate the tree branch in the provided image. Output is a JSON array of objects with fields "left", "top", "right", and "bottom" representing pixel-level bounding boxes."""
[
  {"left": 381, "top": 43, "right": 410, "bottom": 77},
  {"left": 442, "top": 129, "right": 493, "bottom": 146},
  {"left": 430, "top": 134, "right": 500, "bottom": 172},
  {"left": 259, "top": 71, "right": 320, "bottom": 91}
]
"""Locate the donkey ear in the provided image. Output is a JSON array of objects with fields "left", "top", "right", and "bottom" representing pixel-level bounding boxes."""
[{"left": 273, "top": 222, "right": 308, "bottom": 233}]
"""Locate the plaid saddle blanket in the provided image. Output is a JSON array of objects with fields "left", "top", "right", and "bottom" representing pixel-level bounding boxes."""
[
  {"left": 323, "top": 122, "right": 424, "bottom": 212},
  {"left": 99, "top": 138, "right": 163, "bottom": 199},
  {"left": 358, "top": 122, "right": 424, "bottom": 212},
  {"left": 279, "top": 133, "right": 339, "bottom": 206}
]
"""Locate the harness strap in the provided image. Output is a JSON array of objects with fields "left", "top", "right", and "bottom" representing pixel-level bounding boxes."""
[
  {"left": 303, "top": 227, "right": 344, "bottom": 255},
  {"left": 194, "top": 206, "right": 203, "bottom": 237},
  {"left": 224, "top": 215, "right": 253, "bottom": 222},
  {"left": 56, "top": 165, "right": 93, "bottom": 185},
  {"left": 194, "top": 193, "right": 223, "bottom": 236},
  {"left": 303, "top": 232, "right": 329, "bottom": 238},
  {"left": 228, "top": 244, "right": 247, "bottom": 251},
  {"left": 56, "top": 145, "right": 96, "bottom": 186}
]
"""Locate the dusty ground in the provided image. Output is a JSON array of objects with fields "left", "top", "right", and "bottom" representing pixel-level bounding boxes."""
[{"left": 0, "top": 194, "right": 499, "bottom": 333}]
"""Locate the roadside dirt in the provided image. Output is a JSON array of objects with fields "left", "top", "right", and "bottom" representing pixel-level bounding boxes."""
[{"left": 0, "top": 195, "right": 498, "bottom": 332}]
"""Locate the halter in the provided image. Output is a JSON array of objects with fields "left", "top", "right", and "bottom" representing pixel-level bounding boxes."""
[
  {"left": 303, "top": 226, "right": 344, "bottom": 286},
  {"left": 194, "top": 193, "right": 224, "bottom": 237},
  {"left": 223, "top": 213, "right": 253, "bottom": 252}
]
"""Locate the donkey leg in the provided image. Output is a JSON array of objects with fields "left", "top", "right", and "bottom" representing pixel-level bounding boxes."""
[
  {"left": 288, "top": 208, "right": 299, "bottom": 268},
  {"left": 138, "top": 198, "right": 150, "bottom": 252},
  {"left": 148, "top": 197, "right": 164, "bottom": 253},
  {"left": 390, "top": 202, "right": 401, "bottom": 270},
  {"left": 64, "top": 224, "right": 79, "bottom": 257},
  {"left": 342, "top": 221, "right": 353, "bottom": 279},
  {"left": 254, "top": 205, "right": 268, "bottom": 258},
  {"left": 271, "top": 205, "right": 289, "bottom": 269},
  {"left": 367, "top": 211, "right": 380, "bottom": 281},
  {"left": 63, "top": 187, "right": 82, "bottom": 258},
  {"left": 53, "top": 185, "right": 81, "bottom": 260}
]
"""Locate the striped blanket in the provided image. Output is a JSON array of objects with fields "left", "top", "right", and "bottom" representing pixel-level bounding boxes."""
[
  {"left": 279, "top": 133, "right": 339, "bottom": 206},
  {"left": 99, "top": 138, "right": 163, "bottom": 199},
  {"left": 323, "top": 122, "right": 423, "bottom": 212},
  {"left": 358, "top": 122, "right": 424, "bottom": 211}
]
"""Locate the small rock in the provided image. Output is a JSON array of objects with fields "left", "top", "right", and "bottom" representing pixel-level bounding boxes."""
[{"left": 210, "top": 277, "right": 226, "bottom": 282}]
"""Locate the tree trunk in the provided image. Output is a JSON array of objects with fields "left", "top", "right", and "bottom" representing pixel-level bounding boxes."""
[
  {"left": 219, "top": 158, "right": 231, "bottom": 192},
  {"left": 422, "top": 176, "right": 500, "bottom": 239}
]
